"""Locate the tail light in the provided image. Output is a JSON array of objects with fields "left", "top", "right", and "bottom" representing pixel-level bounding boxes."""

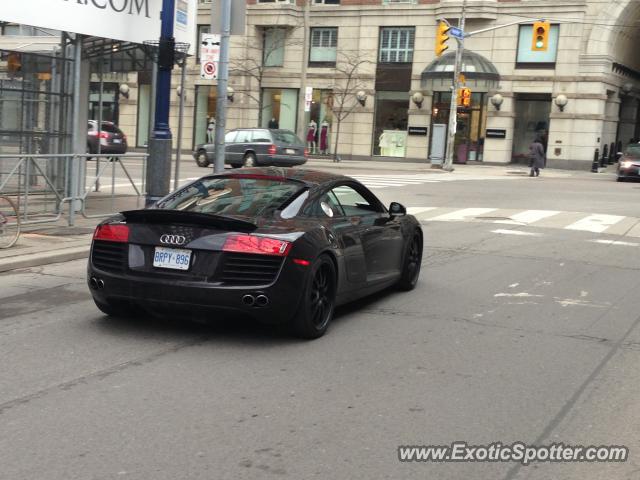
[
  {"left": 267, "top": 144, "right": 277, "bottom": 155},
  {"left": 304, "top": 148, "right": 309, "bottom": 157},
  {"left": 223, "top": 234, "right": 291, "bottom": 256},
  {"left": 98, "top": 131, "right": 110, "bottom": 139},
  {"left": 94, "top": 224, "right": 129, "bottom": 243}
]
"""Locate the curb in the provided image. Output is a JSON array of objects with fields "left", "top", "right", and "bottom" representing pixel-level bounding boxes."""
[{"left": 0, "top": 246, "right": 90, "bottom": 273}]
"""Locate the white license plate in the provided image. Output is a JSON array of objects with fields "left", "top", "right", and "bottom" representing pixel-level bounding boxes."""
[
  {"left": 153, "top": 246, "right": 191, "bottom": 270},
  {"left": 113, "top": 139, "right": 122, "bottom": 144},
  {"left": 285, "top": 148, "right": 295, "bottom": 154}
]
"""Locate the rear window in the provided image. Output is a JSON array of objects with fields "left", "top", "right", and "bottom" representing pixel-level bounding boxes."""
[
  {"left": 100, "top": 123, "right": 119, "bottom": 133},
  {"left": 625, "top": 144, "right": 640, "bottom": 157},
  {"left": 156, "top": 176, "right": 304, "bottom": 218},
  {"left": 273, "top": 131, "right": 301, "bottom": 145}
]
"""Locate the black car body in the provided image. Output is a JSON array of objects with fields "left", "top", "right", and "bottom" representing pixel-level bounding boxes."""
[
  {"left": 87, "top": 120, "right": 128, "bottom": 156},
  {"left": 194, "top": 128, "right": 307, "bottom": 168},
  {"left": 617, "top": 144, "right": 640, "bottom": 181},
  {"left": 87, "top": 168, "right": 423, "bottom": 338}
]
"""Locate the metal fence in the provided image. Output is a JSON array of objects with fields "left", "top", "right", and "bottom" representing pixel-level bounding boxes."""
[{"left": 0, "top": 153, "right": 147, "bottom": 226}]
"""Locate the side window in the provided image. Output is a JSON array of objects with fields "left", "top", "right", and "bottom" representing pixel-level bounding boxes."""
[
  {"left": 235, "top": 130, "right": 251, "bottom": 143},
  {"left": 252, "top": 130, "right": 272, "bottom": 143},
  {"left": 225, "top": 131, "right": 237, "bottom": 143},
  {"left": 331, "top": 185, "right": 378, "bottom": 216},
  {"left": 305, "top": 189, "right": 344, "bottom": 218}
]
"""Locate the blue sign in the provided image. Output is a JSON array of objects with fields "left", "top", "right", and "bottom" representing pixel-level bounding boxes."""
[{"left": 449, "top": 27, "right": 465, "bottom": 40}]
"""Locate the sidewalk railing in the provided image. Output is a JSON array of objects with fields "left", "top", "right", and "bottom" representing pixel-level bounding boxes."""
[{"left": 0, "top": 153, "right": 147, "bottom": 226}]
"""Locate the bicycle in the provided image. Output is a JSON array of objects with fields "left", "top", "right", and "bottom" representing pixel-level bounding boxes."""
[{"left": 0, "top": 195, "right": 20, "bottom": 248}]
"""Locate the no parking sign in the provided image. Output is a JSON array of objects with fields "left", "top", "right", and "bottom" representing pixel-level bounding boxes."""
[{"left": 200, "top": 33, "right": 221, "bottom": 80}]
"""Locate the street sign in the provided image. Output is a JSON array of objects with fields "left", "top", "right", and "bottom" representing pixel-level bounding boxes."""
[
  {"left": 449, "top": 27, "right": 465, "bottom": 40},
  {"left": 209, "top": 0, "right": 247, "bottom": 35},
  {"left": 200, "top": 33, "right": 221, "bottom": 80}
]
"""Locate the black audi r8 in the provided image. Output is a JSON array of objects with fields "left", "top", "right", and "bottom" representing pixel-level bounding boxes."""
[{"left": 88, "top": 168, "right": 423, "bottom": 338}]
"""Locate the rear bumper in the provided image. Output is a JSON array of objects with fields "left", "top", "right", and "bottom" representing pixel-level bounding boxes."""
[
  {"left": 87, "top": 263, "right": 307, "bottom": 323},
  {"left": 617, "top": 166, "right": 640, "bottom": 179}
]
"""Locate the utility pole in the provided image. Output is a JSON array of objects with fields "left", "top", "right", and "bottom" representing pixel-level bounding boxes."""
[
  {"left": 213, "top": 0, "right": 231, "bottom": 173},
  {"left": 146, "top": 0, "right": 176, "bottom": 206},
  {"left": 443, "top": 0, "right": 467, "bottom": 172},
  {"left": 297, "top": 0, "right": 311, "bottom": 140}
]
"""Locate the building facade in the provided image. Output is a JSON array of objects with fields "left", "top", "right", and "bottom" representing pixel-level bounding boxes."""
[{"left": 2, "top": 0, "right": 640, "bottom": 169}]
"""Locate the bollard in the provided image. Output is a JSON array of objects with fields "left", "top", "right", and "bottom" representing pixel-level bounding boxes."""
[
  {"left": 600, "top": 144, "right": 608, "bottom": 168},
  {"left": 591, "top": 148, "right": 600, "bottom": 173},
  {"left": 608, "top": 142, "right": 615, "bottom": 165}
]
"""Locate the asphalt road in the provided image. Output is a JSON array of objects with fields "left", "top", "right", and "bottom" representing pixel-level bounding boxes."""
[{"left": 2, "top": 167, "right": 640, "bottom": 479}]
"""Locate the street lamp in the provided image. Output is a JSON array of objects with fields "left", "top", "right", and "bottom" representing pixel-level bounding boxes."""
[
  {"left": 554, "top": 94, "right": 568, "bottom": 112},
  {"left": 356, "top": 90, "right": 367, "bottom": 107},
  {"left": 411, "top": 91, "right": 424, "bottom": 109},
  {"left": 490, "top": 93, "right": 503, "bottom": 111}
]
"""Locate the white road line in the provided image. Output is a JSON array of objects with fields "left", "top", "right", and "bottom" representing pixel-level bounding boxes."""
[
  {"left": 430, "top": 207, "right": 496, "bottom": 222},
  {"left": 509, "top": 210, "right": 561, "bottom": 224},
  {"left": 589, "top": 239, "right": 640, "bottom": 247},
  {"left": 565, "top": 214, "right": 625, "bottom": 233},
  {"left": 491, "top": 229, "right": 544, "bottom": 237},
  {"left": 407, "top": 207, "right": 437, "bottom": 215}
]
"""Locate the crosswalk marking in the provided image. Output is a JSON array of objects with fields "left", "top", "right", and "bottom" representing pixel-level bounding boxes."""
[
  {"left": 350, "top": 173, "right": 524, "bottom": 189},
  {"left": 565, "top": 214, "right": 626, "bottom": 233},
  {"left": 509, "top": 210, "right": 560, "bottom": 224},
  {"left": 430, "top": 208, "right": 497, "bottom": 222},
  {"left": 408, "top": 206, "right": 639, "bottom": 239}
]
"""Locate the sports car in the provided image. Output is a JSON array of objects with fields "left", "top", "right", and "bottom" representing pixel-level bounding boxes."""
[{"left": 87, "top": 168, "right": 423, "bottom": 338}]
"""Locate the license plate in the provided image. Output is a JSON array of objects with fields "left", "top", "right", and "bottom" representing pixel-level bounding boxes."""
[
  {"left": 113, "top": 139, "right": 122, "bottom": 144},
  {"left": 153, "top": 246, "right": 191, "bottom": 270},
  {"left": 285, "top": 148, "right": 295, "bottom": 154}
]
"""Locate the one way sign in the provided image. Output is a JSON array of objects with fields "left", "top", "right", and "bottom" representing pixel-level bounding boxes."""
[{"left": 200, "top": 33, "right": 221, "bottom": 80}]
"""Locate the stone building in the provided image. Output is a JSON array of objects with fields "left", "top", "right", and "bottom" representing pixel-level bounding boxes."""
[{"left": 2, "top": 0, "right": 640, "bottom": 169}]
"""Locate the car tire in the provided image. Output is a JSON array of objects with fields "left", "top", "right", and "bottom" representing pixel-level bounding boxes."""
[
  {"left": 290, "top": 254, "right": 337, "bottom": 339},
  {"left": 397, "top": 230, "right": 423, "bottom": 291},
  {"left": 243, "top": 153, "right": 257, "bottom": 167},
  {"left": 617, "top": 176, "right": 625, "bottom": 182},
  {"left": 195, "top": 150, "right": 210, "bottom": 167}
]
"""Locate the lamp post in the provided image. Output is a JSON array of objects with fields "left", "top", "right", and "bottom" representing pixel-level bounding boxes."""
[{"left": 146, "top": 0, "right": 176, "bottom": 206}]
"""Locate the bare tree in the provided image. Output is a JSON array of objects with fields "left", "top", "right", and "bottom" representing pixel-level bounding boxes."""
[
  {"left": 230, "top": 22, "right": 304, "bottom": 126},
  {"left": 327, "top": 51, "right": 373, "bottom": 162}
]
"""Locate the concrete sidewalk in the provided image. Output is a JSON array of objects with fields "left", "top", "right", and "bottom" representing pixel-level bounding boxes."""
[{"left": 0, "top": 161, "right": 611, "bottom": 273}]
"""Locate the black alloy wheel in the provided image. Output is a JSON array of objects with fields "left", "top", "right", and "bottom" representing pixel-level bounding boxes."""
[
  {"left": 195, "top": 150, "right": 210, "bottom": 167},
  {"left": 290, "top": 254, "right": 336, "bottom": 339},
  {"left": 398, "top": 230, "right": 422, "bottom": 291}
]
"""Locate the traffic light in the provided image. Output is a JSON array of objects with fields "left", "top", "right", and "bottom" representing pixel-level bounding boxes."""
[
  {"left": 435, "top": 21, "right": 450, "bottom": 57},
  {"left": 458, "top": 88, "right": 471, "bottom": 107},
  {"left": 531, "top": 21, "right": 550, "bottom": 51}
]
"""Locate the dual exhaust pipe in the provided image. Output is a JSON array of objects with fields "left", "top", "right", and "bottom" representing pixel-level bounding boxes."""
[
  {"left": 89, "top": 276, "right": 105, "bottom": 290},
  {"left": 242, "top": 294, "right": 269, "bottom": 308}
]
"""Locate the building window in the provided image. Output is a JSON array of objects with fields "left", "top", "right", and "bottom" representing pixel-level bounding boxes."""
[
  {"left": 310, "top": 27, "right": 338, "bottom": 66},
  {"left": 197, "top": 25, "right": 210, "bottom": 63},
  {"left": 314, "top": 0, "right": 340, "bottom": 4},
  {"left": 263, "top": 28, "right": 285, "bottom": 67},
  {"left": 261, "top": 88, "right": 299, "bottom": 132},
  {"left": 516, "top": 24, "right": 559, "bottom": 68},
  {"left": 379, "top": 27, "right": 415, "bottom": 63}
]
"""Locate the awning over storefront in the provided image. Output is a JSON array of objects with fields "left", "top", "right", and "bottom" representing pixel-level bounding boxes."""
[{"left": 421, "top": 50, "right": 500, "bottom": 92}]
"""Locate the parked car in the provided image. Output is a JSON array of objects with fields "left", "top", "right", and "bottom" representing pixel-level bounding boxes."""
[
  {"left": 193, "top": 128, "right": 308, "bottom": 168},
  {"left": 87, "top": 120, "right": 128, "bottom": 156},
  {"left": 616, "top": 143, "right": 640, "bottom": 181},
  {"left": 87, "top": 168, "right": 423, "bottom": 339}
]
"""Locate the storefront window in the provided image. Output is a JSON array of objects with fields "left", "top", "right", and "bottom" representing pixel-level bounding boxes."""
[
  {"left": 261, "top": 88, "right": 298, "bottom": 132},
  {"left": 193, "top": 85, "right": 218, "bottom": 147},
  {"left": 304, "top": 89, "right": 334, "bottom": 154},
  {"left": 373, "top": 91, "right": 408, "bottom": 157},
  {"left": 512, "top": 94, "right": 551, "bottom": 164},
  {"left": 89, "top": 83, "right": 118, "bottom": 124}
]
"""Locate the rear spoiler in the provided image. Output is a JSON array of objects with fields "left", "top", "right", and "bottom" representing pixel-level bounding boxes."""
[{"left": 121, "top": 209, "right": 258, "bottom": 232}]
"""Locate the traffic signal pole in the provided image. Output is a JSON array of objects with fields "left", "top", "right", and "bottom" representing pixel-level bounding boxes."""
[
  {"left": 213, "top": 0, "right": 232, "bottom": 173},
  {"left": 442, "top": 0, "right": 466, "bottom": 172}
]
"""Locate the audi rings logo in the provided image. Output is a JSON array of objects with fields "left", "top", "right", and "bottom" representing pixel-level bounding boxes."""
[{"left": 160, "top": 234, "right": 187, "bottom": 246}]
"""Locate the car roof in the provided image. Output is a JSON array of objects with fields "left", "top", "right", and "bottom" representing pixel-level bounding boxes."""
[{"left": 207, "top": 167, "right": 352, "bottom": 187}]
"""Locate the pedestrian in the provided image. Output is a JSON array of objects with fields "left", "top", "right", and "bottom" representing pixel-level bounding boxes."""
[
  {"left": 528, "top": 136, "right": 546, "bottom": 177},
  {"left": 268, "top": 117, "right": 279, "bottom": 129}
]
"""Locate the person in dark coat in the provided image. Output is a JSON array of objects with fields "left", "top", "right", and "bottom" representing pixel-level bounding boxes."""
[
  {"left": 528, "top": 136, "right": 546, "bottom": 177},
  {"left": 268, "top": 117, "right": 279, "bottom": 129}
]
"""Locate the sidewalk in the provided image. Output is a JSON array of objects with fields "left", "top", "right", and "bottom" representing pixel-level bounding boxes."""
[{"left": 0, "top": 162, "right": 613, "bottom": 273}]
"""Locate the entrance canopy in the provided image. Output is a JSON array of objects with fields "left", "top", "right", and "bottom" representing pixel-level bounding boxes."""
[{"left": 421, "top": 50, "right": 500, "bottom": 92}]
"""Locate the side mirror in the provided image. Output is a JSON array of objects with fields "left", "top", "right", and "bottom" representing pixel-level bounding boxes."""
[{"left": 389, "top": 202, "right": 406, "bottom": 217}]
